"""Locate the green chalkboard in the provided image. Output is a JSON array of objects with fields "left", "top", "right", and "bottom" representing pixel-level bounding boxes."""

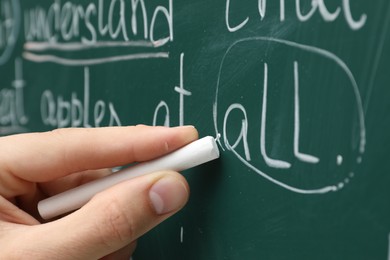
[{"left": 1, "top": 0, "right": 390, "bottom": 259}]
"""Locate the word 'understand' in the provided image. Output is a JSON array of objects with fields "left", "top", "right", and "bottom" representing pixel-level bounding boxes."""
[{"left": 24, "top": 0, "right": 173, "bottom": 45}]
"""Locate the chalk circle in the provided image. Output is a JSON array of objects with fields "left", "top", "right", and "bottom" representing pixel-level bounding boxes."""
[{"left": 213, "top": 37, "right": 366, "bottom": 194}]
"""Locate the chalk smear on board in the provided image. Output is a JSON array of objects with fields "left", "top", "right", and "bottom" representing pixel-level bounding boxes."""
[
  {"left": 337, "top": 155, "right": 343, "bottom": 166},
  {"left": 180, "top": 226, "right": 184, "bottom": 243},
  {"left": 388, "top": 232, "right": 390, "bottom": 260},
  {"left": 357, "top": 157, "right": 363, "bottom": 164}
]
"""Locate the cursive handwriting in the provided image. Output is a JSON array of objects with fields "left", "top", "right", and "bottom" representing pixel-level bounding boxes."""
[
  {"left": 0, "top": 0, "right": 20, "bottom": 65},
  {"left": 213, "top": 37, "right": 366, "bottom": 194},
  {"left": 40, "top": 66, "right": 121, "bottom": 128},
  {"left": 24, "top": 0, "right": 173, "bottom": 47},
  {"left": 226, "top": 0, "right": 367, "bottom": 32},
  {"left": 0, "top": 58, "right": 28, "bottom": 134},
  {"left": 153, "top": 53, "right": 192, "bottom": 127}
]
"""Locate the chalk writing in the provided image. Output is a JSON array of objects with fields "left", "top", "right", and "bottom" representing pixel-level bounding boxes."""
[
  {"left": 24, "top": 40, "right": 155, "bottom": 51},
  {"left": 40, "top": 66, "right": 121, "bottom": 128},
  {"left": 0, "top": 0, "right": 20, "bottom": 65},
  {"left": 225, "top": 61, "right": 318, "bottom": 171},
  {"left": 213, "top": 37, "right": 366, "bottom": 194},
  {"left": 153, "top": 53, "right": 191, "bottom": 127},
  {"left": 22, "top": 0, "right": 172, "bottom": 65},
  {"left": 0, "top": 1, "right": 369, "bottom": 198},
  {"left": 0, "top": 58, "right": 28, "bottom": 134},
  {"left": 388, "top": 233, "right": 390, "bottom": 260},
  {"left": 223, "top": 103, "right": 251, "bottom": 161},
  {"left": 180, "top": 226, "right": 184, "bottom": 243},
  {"left": 293, "top": 61, "right": 319, "bottom": 164},
  {"left": 153, "top": 101, "right": 170, "bottom": 127},
  {"left": 225, "top": 0, "right": 367, "bottom": 32},
  {"left": 24, "top": 0, "right": 173, "bottom": 46},
  {"left": 174, "top": 53, "right": 192, "bottom": 126},
  {"left": 337, "top": 155, "right": 343, "bottom": 166},
  {"left": 260, "top": 62, "right": 291, "bottom": 169},
  {"left": 225, "top": 0, "right": 248, "bottom": 32},
  {"left": 23, "top": 51, "right": 169, "bottom": 66},
  {"left": 0, "top": 1, "right": 388, "bottom": 258}
]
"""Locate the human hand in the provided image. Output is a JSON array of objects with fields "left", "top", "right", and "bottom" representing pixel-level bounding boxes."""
[{"left": 0, "top": 125, "right": 198, "bottom": 259}]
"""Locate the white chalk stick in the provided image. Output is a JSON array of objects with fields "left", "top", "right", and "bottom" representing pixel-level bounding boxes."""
[{"left": 38, "top": 136, "right": 220, "bottom": 219}]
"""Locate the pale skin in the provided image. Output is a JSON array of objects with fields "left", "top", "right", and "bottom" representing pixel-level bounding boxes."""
[{"left": 0, "top": 125, "right": 198, "bottom": 259}]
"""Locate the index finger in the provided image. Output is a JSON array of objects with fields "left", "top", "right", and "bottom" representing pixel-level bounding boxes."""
[{"left": 0, "top": 125, "right": 198, "bottom": 183}]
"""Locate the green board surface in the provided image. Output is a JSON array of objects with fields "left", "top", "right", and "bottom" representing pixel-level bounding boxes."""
[{"left": 1, "top": 0, "right": 390, "bottom": 259}]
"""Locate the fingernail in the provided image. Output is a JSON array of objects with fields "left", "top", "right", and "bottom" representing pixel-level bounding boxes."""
[{"left": 149, "top": 177, "right": 189, "bottom": 215}]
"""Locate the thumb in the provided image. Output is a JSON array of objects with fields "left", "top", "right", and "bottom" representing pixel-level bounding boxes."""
[{"left": 29, "top": 171, "right": 189, "bottom": 259}]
